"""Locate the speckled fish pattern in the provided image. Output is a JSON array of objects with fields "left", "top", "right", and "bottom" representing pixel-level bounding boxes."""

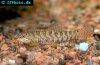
[{"left": 14, "top": 27, "right": 94, "bottom": 45}]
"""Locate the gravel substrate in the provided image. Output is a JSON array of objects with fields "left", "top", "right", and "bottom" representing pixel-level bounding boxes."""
[{"left": 0, "top": 0, "right": 100, "bottom": 65}]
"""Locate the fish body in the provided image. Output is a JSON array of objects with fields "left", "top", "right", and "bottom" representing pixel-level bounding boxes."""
[{"left": 15, "top": 27, "right": 94, "bottom": 45}]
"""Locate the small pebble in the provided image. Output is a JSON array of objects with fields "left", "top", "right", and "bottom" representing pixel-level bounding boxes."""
[
  {"left": 59, "top": 58, "right": 66, "bottom": 65},
  {"left": 19, "top": 47, "right": 26, "bottom": 54},
  {"left": 96, "top": 42, "right": 100, "bottom": 50},
  {"left": 91, "top": 57, "right": 99, "bottom": 62},
  {"left": 8, "top": 59, "right": 16, "bottom": 65},
  {"left": 19, "top": 38, "right": 31, "bottom": 43},
  {"left": 87, "top": 60, "right": 93, "bottom": 65},
  {"left": 15, "top": 58, "right": 23, "bottom": 65},
  {"left": 0, "top": 35, "right": 4, "bottom": 42},
  {"left": 94, "top": 29, "right": 100, "bottom": 34},
  {"left": 11, "top": 45, "right": 17, "bottom": 52},
  {"left": 1, "top": 44, "right": 9, "bottom": 51},
  {"left": 75, "top": 42, "right": 89, "bottom": 52}
]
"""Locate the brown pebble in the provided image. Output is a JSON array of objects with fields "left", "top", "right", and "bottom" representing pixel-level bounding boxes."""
[
  {"left": 1, "top": 44, "right": 9, "bottom": 51},
  {"left": 96, "top": 42, "right": 100, "bottom": 50},
  {"left": 96, "top": 45, "right": 100, "bottom": 50},
  {"left": 0, "top": 35, "right": 4, "bottom": 42},
  {"left": 19, "top": 47, "right": 27, "bottom": 54}
]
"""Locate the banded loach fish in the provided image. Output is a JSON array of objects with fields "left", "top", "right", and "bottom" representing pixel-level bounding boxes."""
[{"left": 12, "top": 25, "right": 95, "bottom": 47}]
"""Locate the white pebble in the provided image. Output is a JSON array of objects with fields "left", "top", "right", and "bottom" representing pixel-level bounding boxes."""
[
  {"left": 19, "top": 38, "right": 31, "bottom": 43},
  {"left": 94, "top": 29, "right": 100, "bottom": 34},
  {"left": 8, "top": 59, "right": 16, "bottom": 64},
  {"left": 75, "top": 42, "right": 89, "bottom": 52}
]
